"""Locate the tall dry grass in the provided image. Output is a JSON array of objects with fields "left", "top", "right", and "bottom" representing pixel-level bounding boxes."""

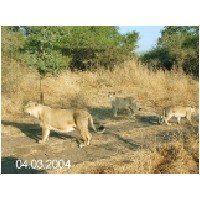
[{"left": 1, "top": 59, "right": 199, "bottom": 118}]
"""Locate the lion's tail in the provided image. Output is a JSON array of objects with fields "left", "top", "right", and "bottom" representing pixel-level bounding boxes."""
[
  {"left": 88, "top": 114, "right": 105, "bottom": 133},
  {"left": 88, "top": 114, "right": 97, "bottom": 132}
]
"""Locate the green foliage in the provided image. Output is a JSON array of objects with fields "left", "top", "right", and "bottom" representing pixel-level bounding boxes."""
[
  {"left": 23, "top": 26, "right": 71, "bottom": 75},
  {"left": 23, "top": 26, "right": 139, "bottom": 72},
  {"left": 65, "top": 26, "right": 120, "bottom": 49},
  {"left": 2, "top": 26, "right": 139, "bottom": 74},
  {"left": 160, "top": 26, "right": 198, "bottom": 35},
  {"left": 1, "top": 26, "right": 25, "bottom": 59},
  {"left": 141, "top": 26, "right": 199, "bottom": 77},
  {"left": 141, "top": 46, "right": 175, "bottom": 71},
  {"left": 121, "top": 31, "right": 139, "bottom": 51}
]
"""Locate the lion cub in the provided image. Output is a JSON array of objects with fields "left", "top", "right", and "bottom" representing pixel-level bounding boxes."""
[
  {"left": 160, "top": 106, "right": 196, "bottom": 125},
  {"left": 108, "top": 92, "right": 136, "bottom": 118}
]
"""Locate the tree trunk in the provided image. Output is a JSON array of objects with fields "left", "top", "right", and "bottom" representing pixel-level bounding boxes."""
[{"left": 40, "top": 75, "right": 44, "bottom": 104}]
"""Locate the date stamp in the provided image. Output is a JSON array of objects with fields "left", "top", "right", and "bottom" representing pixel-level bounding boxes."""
[{"left": 16, "top": 159, "right": 71, "bottom": 170}]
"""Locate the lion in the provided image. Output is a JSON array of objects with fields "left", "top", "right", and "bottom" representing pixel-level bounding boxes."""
[
  {"left": 24, "top": 101, "right": 104, "bottom": 148},
  {"left": 108, "top": 92, "right": 137, "bottom": 118},
  {"left": 159, "top": 106, "right": 196, "bottom": 125}
]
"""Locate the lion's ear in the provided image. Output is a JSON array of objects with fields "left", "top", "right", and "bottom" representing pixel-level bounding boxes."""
[{"left": 35, "top": 103, "right": 38, "bottom": 106}]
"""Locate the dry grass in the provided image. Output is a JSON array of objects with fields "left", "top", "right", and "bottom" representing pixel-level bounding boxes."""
[
  {"left": 154, "top": 135, "right": 199, "bottom": 174},
  {"left": 48, "top": 133, "right": 199, "bottom": 174},
  {"left": 1, "top": 59, "right": 198, "bottom": 118},
  {"left": 1, "top": 59, "right": 199, "bottom": 174}
]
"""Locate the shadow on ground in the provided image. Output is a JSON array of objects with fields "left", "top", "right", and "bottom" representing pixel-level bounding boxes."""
[
  {"left": 88, "top": 107, "right": 156, "bottom": 123},
  {"left": 101, "top": 129, "right": 142, "bottom": 151},
  {"left": 87, "top": 107, "right": 113, "bottom": 120},
  {"left": 137, "top": 116, "right": 160, "bottom": 125},
  {"left": 154, "top": 125, "right": 198, "bottom": 144},
  {"left": 1, "top": 120, "right": 78, "bottom": 143},
  {"left": 1, "top": 156, "right": 47, "bottom": 174}
]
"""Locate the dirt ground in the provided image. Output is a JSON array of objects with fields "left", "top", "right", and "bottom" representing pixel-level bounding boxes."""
[{"left": 1, "top": 106, "right": 199, "bottom": 174}]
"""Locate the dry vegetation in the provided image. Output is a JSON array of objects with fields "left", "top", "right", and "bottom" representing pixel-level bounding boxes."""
[
  {"left": 1, "top": 59, "right": 199, "bottom": 174},
  {"left": 2, "top": 59, "right": 198, "bottom": 117}
]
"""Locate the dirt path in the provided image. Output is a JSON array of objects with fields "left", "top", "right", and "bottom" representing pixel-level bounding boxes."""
[{"left": 1, "top": 111, "right": 199, "bottom": 174}]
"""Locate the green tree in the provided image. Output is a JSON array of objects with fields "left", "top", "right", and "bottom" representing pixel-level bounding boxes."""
[
  {"left": 141, "top": 26, "right": 199, "bottom": 77},
  {"left": 24, "top": 26, "right": 139, "bottom": 71},
  {"left": 23, "top": 26, "right": 72, "bottom": 103},
  {"left": 24, "top": 26, "right": 71, "bottom": 75},
  {"left": 158, "top": 26, "right": 199, "bottom": 75},
  {"left": 141, "top": 47, "right": 174, "bottom": 71},
  {"left": 58, "top": 26, "right": 139, "bottom": 70}
]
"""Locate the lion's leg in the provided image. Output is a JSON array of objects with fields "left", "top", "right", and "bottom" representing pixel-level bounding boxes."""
[
  {"left": 77, "top": 129, "right": 87, "bottom": 148},
  {"left": 129, "top": 107, "right": 136, "bottom": 118},
  {"left": 177, "top": 117, "right": 181, "bottom": 124},
  {"left": 164, "top": 114, "right": 173, "bottom": 125},
  {"left": 159, "top": 116, "right": 164, "bottom": 124},
  {"left": 127, "top": 107, "right": 132, "bottom": 117},
  {"left": 83, "top": 131, "right": 92, "bottom": 146},
  {"left": 39, "top": 128, "right": 50, "bottom": 144},
  {"left": 164, "top": 118, "right": 171, "bottom": 125},
  {"left": 79, "top": 138, "right": 87, "bottom": 148},
  {"left": 46, "top": 130, "right": 50, "bottom": 141},
  {"left": 79, "top": 130, "right": 92, "bottom": 148},
  {"left": 113, "top": 107, "right": 118, "bottom": 118},
  {"left": 87, "top": 132, "right": 92, "bottom": 145},
  {"left": 186, "top": 112, "right": 192, "bottom": 123}
]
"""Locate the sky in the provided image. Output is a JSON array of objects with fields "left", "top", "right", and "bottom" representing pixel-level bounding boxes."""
[{"left": 119, "top": 26, "right": 164, "bottom": 53}]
